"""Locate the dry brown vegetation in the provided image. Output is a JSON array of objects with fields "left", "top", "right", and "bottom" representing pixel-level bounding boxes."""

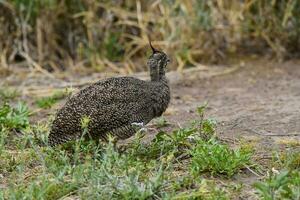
[{"left": 0, "top": 0, "right": 300, "bottom": 75}]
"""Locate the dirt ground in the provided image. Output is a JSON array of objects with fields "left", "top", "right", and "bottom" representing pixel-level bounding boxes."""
[
  {"left": 169, "top": 59, "right": 300, "bottom": 145},
  {"left": 1, "top": 58, "right": 300, "bottom": 199},
  {"left": 167, "top": 59, "right": 300, "bottom": 199}
]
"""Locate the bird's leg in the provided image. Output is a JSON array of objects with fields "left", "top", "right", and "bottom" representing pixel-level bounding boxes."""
[{"left": 131, "top": 122, "right": 146, "bottom": 132}]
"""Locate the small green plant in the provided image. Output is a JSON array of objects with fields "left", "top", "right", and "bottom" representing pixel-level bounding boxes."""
[
  {"left": 80, "top": 115, "right": 91, "bottom": 130},
  {"left": 201, "top": 118, "right": 217, "bottom": 136},
  {"left": 0, "top": 102, "right": 30, "bottom": 131},
  {"left": 127, "top": 127, "right": 196, "bottom": 161},
  {"left": 254, "top": 170, "right": 300, "bottom": 200},
  {"left": 36, "top": 89, "right": 71, "bottom": 109},
  {"left": 190, "top": 138, "right": 253, "bottom": 177},
  {"left": 191, "top": 103, "right": 217, "bottom": 140},
  {"left": 128, "top": 104, "right": 216, "bottom": 161}
]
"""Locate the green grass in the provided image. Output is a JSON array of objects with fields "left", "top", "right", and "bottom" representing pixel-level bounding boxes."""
[
  {"left": 190, "top": 138, "right": 253, "bottom": 177},
  {"left": 36, "top": 89, "right": 71, "bottom": 109},
  {"left": 1, "top": 103, "right": 251, "bottom": 199},
  {"left": 0, "top": 102, "right": 30, "bottom": 131},
  {"left": 3, "top": 139, "right": 167, "bottom": 199},
  {"left": 253, "top": 146, "right": 300, "bottom": 199},
  {"left": 254, "top": 170, "right": 300, "bottom": 200},
  {"left": 1, "top": 100, "right": 299, "bottom": 199}
]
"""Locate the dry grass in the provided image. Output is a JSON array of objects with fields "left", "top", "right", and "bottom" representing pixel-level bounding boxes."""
[{"left": 0, "top": 0, "right": 300, "bottom": 74}]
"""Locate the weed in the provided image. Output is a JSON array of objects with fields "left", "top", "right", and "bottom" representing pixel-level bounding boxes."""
[
  {"left": 201, "top": 118, "right": 217, "bottom": 136},
  {"left": 0, "top": 102, "right": 29, "bottom": 131},
  {"left": 80, "top": 115, "right": 91, "bottom": 130},
  {"left": 254, "top": 170, "right": 300, "bottom": 200},
  {"left": 191, "top": 103, "right": 217, "bottom": 140},
  {"left": 190, "top": 138, "right": 253, "bottom": 177},
  {"left": 128, "top": 104, "right": 217, "bottom": 161},
  {"left": 127, "top": 127, "right": 195, "bottom": 161}
]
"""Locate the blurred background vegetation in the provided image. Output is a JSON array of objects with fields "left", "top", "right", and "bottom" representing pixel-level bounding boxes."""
[{"left": 0, "top": 0, "right": 299, "bottom": 74}]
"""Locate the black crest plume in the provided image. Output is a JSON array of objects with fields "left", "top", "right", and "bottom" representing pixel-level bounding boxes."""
[{"left": 149, "top": 39, "right": 159, "bottom": 54}]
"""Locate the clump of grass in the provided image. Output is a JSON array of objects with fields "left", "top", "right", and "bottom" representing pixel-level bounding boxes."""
[
  {"left": 254, "top": 170, "right": 300, "bottom": 200},
  {"left": 190, "top": 138, "right": 253, "bottom": 177},
  {"left": 127, "top": 104, "right": 215, "bottom": 160},
  {"left": 189, "top": 103, "right": 252, "bottom": 177},
  {"left": 0, "top": 102, "right": 30, "bottom": 131},
  {"left": 128, "top": 127, "right": 195, "bottom": 161},
  {"left": 36, "top": 89, "right": 71, "bottom": 109}
]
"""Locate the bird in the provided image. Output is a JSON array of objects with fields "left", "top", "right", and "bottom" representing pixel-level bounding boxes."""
[{"left": 48, "top": 41, "right": 171, "bottom": 146}]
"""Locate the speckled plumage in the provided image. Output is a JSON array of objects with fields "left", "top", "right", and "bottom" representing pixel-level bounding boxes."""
[{"left": 48, "top": 44, "right": 170, "bottom": 146}]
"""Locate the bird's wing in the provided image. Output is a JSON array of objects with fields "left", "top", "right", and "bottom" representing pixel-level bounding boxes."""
[{"left": 64, "top": 77, "right": 154, "bottom": 130}]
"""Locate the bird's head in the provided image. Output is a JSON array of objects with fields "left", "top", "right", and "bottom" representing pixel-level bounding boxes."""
[{"left": 147, "top": 40, "right": 170, "bottom": 73}]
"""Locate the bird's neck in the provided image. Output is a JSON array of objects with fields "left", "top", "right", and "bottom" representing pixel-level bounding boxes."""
[{"left": 150, "top": 67, "right": 166, "bottom": 82}]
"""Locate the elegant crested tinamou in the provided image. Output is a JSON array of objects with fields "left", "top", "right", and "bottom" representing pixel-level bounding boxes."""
[{"left": 48, "top": 42, "right": 170, "bottom": 146}]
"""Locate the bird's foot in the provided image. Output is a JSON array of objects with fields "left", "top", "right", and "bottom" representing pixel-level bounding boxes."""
[{"left": 131, "top": 122, "right": 147, "bottom": 132}]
